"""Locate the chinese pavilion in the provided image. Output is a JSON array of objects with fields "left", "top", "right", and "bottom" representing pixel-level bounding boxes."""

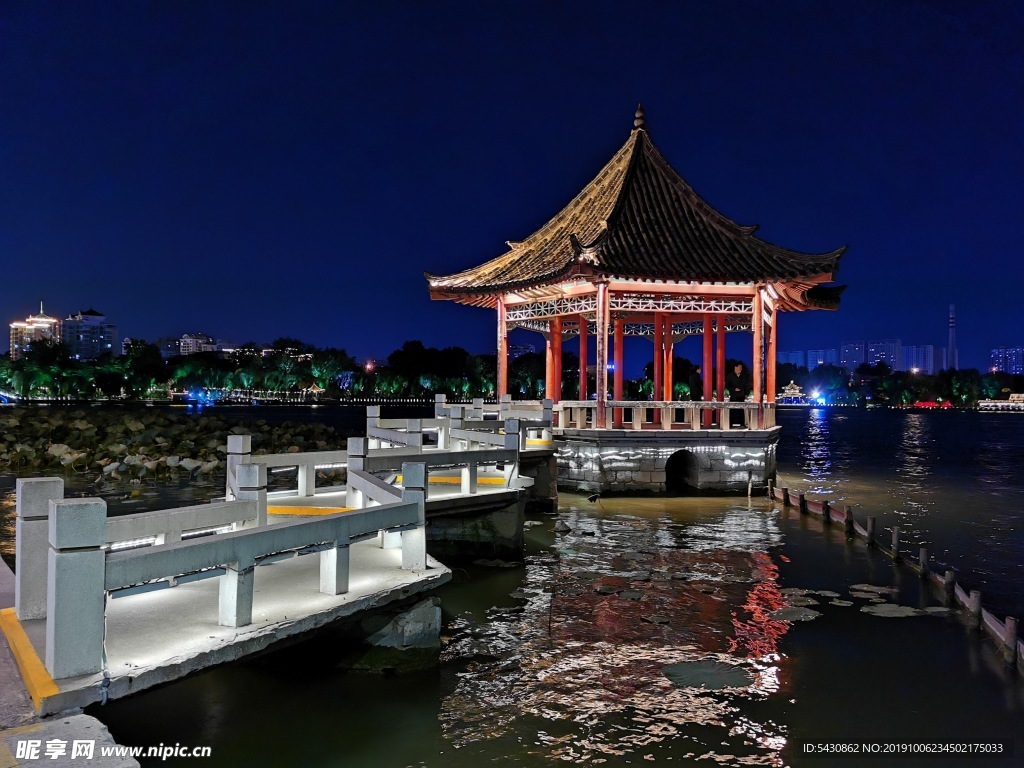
[{"left": 427, "top": 107, "right": 845, "bottom": 433}]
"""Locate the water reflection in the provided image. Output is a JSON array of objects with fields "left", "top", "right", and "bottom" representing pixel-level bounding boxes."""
[
  {"left": 440, "top": 497, "right": 789, "bottom": 764},
  {"left": 799, "top": 408, "right": 832, "bottom": 494}
]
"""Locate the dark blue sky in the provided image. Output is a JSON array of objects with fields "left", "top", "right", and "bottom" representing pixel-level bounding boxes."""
[{"left": 2, "top": 1, "right": 1022, "bottom": 373}]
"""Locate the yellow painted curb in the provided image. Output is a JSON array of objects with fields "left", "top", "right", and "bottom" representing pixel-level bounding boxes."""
[
  {"left": 526, "top": 439, "right": 553, "bottom": 446},
  {"left": 267, "top": 506, "right": 355, "bottom": 517},
  {"left": 0, "top": 607, "right": 58, "bottom": 711},
  {"left": 396, "top": 475, "right": 507, "bottom": 486}
]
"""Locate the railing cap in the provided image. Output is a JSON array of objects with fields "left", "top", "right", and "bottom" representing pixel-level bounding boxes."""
[
  {"left": 226, "top": 434, "right": 251, "bottom": 454},
  {"left": 49, "top": 498, "right": 107, "bottom": 549},
  {"left": 15, "top": 477, "right": 64, "bottom": 520}
]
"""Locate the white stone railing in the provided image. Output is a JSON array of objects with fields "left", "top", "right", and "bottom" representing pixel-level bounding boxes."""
[
  {"left": 226, "top": 434, "right": 347, "bottom": 500},
  {"left": 366, "top": 406, "right": 425, "bottom": 451},
  {"left": 434, "top": 395, "right": 552, "bottom": 448},
  {"left": 553, "top": 400, "right": 777, "bottom": 430},
  {"left": 18, "top": 464, "right": 428, "bottom": 679},
  {"left": 346, "top": 430, "right": 525, "bottom": 500}
]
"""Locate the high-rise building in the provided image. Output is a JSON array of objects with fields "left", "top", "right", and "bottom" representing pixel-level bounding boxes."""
[
  {"left": 948, "top": 304, "right": 958, "bottom": 370},
  {"left": 806, "top": 349, "right": 838, "bottom": 369},
  {"left": 866, "top": 339, "right": 903, "bottom": 370},
  {"left": 903, "top": 345, "right": 937, "bottom": 375},
  {"left": 778, "top": 350, "right": 806, "bottom": 367},
  {"left": 990, "top": 347, "right": 1024, "bottom": 375},
  {"left": 9, "top": 301, "right": 61, "bottom": 360},
  {"left": 62, "top": 308, "right": 118, "bottom": 361},
  {"left": 840, "top": 341, "right": 865, "bottom": 371},
  {"left": 508, "top": 343, "right": 536, "bottom": 360}
]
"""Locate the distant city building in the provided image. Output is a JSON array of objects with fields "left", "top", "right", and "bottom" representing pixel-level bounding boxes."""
[
  {"left": 903, "top": 345, "right": 937, "bottom": 375},
  {"left": 154, "top": 333, "right": 222, "bottom": 358},
  {"left": 62, "top": 308, "right": 117, "bottom": 361},
  {"left": 9, "top": 301, "right": 61, "bottom": 360},
  {"left": 866, "top": 339, "right": 903, "bottom": 370},
  {"left": 778, "top": 350, "right": 806, "bottom": 367},
  {"left": 806, "top": 349, "right": 838, "bottom": 369},
  {"left": 508, "top": 343, "right": 536, "bottom": 360},
  {"left": 840, "top": 341, "right": 865, "bottom": 371},
  {"left": 947, "top": 304, "right": 958, "bottom": 370},
  {"left": 990, "top": 347, "right": 1024, "bottom": 375}
]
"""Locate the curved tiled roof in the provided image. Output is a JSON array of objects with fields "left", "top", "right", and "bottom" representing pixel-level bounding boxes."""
[{"left": 427, "top": 125, "right": 845, "bottom": 295}]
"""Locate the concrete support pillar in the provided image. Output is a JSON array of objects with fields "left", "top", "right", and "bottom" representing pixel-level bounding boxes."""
[
  {"left": 497, "top": 295, "right": 508, "bottom": 399},
  {"left": 346, "top": 437, "right": 367, "bottom": 510},
  {"left": 15, "top": 478, "right": 63, "bottom": 620},
  {"left": 319, "top": 542, "right": 350, "bottom": 596},
  {"left": 235, "top": 463, "right": 268, "bottom": 528},
  {"left": 594, "top": 282, "right": 610, "bottom": 427},
  {"left": 400, "top": 462, "right": 428, "bottom": 571},
  {"left": 577, "top": 315, "right": 588, "bottom": 401},
  {"left": 219, "top": 557, "right": 255, "bottom": 628},
  {"left": 461, "top": 461, "right": 478, "bottom": 494},
  {"left": 45, "top": 498, "right": 106, "bottom": 679}
]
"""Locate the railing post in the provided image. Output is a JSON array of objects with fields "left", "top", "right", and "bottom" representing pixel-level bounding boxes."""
[
  {"left": 1003, "top": 617, "right": 1018, "bottom": 665},
  {"left": 471, "top": 397, "right": 484, "bottom": 420},
  {"left": 45, "top": 498, "right": 106, "bottom": 679},
  {"left": 780, "top": 487, "right": 790, "bottom": 507},
  {"left": 943, "top": 569, "right": 956, "bottom": 605},
  {"left": 798, "top": 492, "right": 807, "bottom": 515},
  {"left": 235, "top": 463, "right": 267, "bottom": 528},
  {"left": 866, "top": 516, "right": 876, "bottom": 546},
  {"left": 891, "top": 526, "right": 901, "bottom": 561},
  {"left": 346, "top": 438, "right": 367, "bottom": 509},
  {"left": 407, "top": 418, "right": 423, "bottom": 453},
  {"left": 461, "top": 460, "right": 478, "bottom": 494},
  {"left": 400, "top": 462, "right": 427, "bottom": 571},
  {"left": 918, "top": 547, "right": 929, "bottom": 578},
  {"left": 366, "top": 406, "right": 381, "bottom": 449},
  {"left": 297, "top": 459, "right": 316, "bottom": 498},
  {"left": 15, "top": 478, "right": 63, "bottom": 620},
  {"left": 219, "top": 557, "right": 255, "bottom": 628},
  {"left": 320, "top": 534, "right": 350, "bottom": 596},
  {"left": 844, "top": 504, "right": 855, "bottom": 537},
  {"left": 967, "top": 590, "right": 982, "bottom": 630},
  {"left": 225, "top": 434, "right": 251, "bottom": 500},
  {"left": 434, "top": 393, "right": 448, "bottom": 418}
]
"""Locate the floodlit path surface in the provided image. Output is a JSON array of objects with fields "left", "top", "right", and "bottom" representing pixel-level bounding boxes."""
[
  {"left": 0, "top": 561, "right": 139, "bottom": 767},
  {"left": 4, "top": 542, "right": 448, "bottom": 717}
]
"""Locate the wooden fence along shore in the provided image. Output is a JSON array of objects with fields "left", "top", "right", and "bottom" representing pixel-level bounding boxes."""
[{"left": 768, "top": 481, "right": 1022, "bottom": 675}]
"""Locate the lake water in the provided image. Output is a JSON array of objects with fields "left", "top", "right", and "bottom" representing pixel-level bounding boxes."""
[{"left": 2, "top": 405, "right": 1022, "bottom": 766}]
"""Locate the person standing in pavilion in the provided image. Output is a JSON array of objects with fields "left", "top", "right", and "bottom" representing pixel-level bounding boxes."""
[
  {"left": 688, "top": 364, "right": 704, "bottom": 401},
  {"left": 726, "top": 362, "right": 750, "bottom": 426}
]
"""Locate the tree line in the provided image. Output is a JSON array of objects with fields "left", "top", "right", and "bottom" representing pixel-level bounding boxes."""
[{"left": 1, "top": 337, "right": 1019, "bottom": 406}]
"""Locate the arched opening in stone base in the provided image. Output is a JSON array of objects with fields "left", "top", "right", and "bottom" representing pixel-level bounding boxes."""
[{"left": 665, "top": 449, "right": 699, "bottom": 495}]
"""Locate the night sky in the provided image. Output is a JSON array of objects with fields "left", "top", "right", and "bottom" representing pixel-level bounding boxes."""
[{"left": 2, "top": 1, "right": 1022, "bottom": 374}]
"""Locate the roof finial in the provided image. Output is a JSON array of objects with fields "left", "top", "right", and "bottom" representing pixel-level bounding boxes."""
[{"left": 633, "top": 103, "right": 646, "bottom": 130}]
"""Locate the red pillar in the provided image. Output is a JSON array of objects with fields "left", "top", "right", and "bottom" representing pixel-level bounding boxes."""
[
  {"left": 662, "top": 315, "right": 674, "bottom": 401},
  {"left": 496, "top": 296, "right": 508, "bottom": 398},
  {"left": 702, "top": 314, "right": 713, "bottom": 426},
  {"left": 752, "top": 290, "right": 763, "bottom": 427},
  {"left": 577, "top": 315, "right": 588, "bottom": 401},
  {"left": 716, "top": 319, "right": 726, "bottom": 402},
  {"left": 552, "top": 315, "right": 563, "bottom": 403},
  {"left": 613, "top": 318, "right": 624, "bottom": 427},
  {"left": 767, "top": 306, "right": 777, "bottom": 404},
  {"left": 595, "top": 283, "right": 610, "bottom": 426},
  {"left": 652, "top": 312, "right": 663, "bottom": 402}
]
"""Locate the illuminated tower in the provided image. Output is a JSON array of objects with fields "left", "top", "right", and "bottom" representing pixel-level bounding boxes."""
[{"left": 947, "top": 304, "right": 958, "bottom": 370}]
